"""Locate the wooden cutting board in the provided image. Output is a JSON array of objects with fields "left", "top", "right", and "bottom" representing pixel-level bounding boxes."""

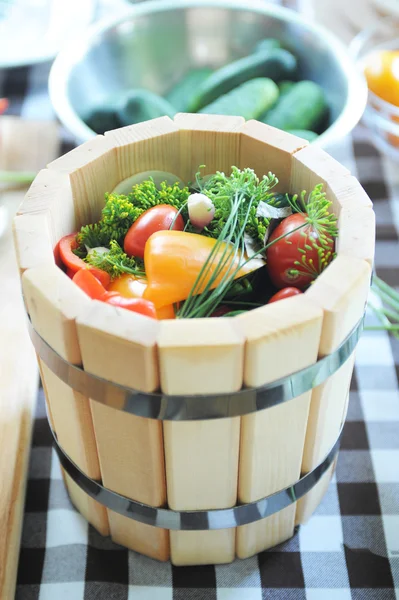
[{"left": 0, "top": 117, "right": 59, "bottom": 599}]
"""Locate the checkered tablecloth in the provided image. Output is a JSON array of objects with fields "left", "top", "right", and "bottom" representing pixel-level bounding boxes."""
[{"left": 3, "top": 30, "right": 399, "bottom": 600}]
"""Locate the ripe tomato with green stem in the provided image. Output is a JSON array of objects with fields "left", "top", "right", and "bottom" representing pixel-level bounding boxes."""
[{"left": 266, "top": 187, "right": 337, "bottom": 290}]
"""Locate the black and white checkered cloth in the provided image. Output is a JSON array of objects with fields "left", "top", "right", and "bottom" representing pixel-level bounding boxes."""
[{"left": 4, "top": 38, "right": 399, "bottom": 600}]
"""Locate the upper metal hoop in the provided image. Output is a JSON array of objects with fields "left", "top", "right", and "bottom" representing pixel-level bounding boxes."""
[{"left": 29, "top": 315, "right": 363, "bottom": 421}]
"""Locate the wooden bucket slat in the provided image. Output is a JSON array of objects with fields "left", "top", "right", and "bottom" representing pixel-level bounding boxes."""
[
  {"left": 13, "top": 213, "right": 54, "bottom": 273},
  {"left": 234, "top": 296, "right": 323, "bottom": 558},
  {"left": 174, "top": 113, "right": 244, "bottom": 182},
  {"left": 239, "top": 121, "right": 308, "bottom": 192},
  {"left": 17, "top": 169, "right": 76, "bottom": 247},
  {"left": 47, "top": 136, "right": 119, "bottom": 225},
  {"left": 159, "top": 318, "right": 244, "bottom": 566},
  {"left": 21, "top": 265, "right": 109, "bottom": 534},
  {"left": 291, "top": 145, "right": 351, "bottom": 216},
  {"left": 337, "top": 205, "right": 376, "bottom": 265},
  {"left": 105, "top": 116, "right": 181, "bottom": 181},
  {"left": 298, "top": 256, "right": 371, "bottom": 523},
  {"left": 76, "top": 300, "right": 168, "bottom": 561}
]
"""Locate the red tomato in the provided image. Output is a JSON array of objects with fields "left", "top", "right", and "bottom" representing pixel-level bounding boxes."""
[
  {"left": 73, "top": 269, "right": 107, "bottom": 300},
  {"left": 268, "top": 287, "right": 303, "bottom": 304},
  {"left": 266, "top": 213, "right": 335, "bottom": 290},
  {"left": 124, "top": 205, "right": 184, "bottom": 259},
  {"left": 103, "top": 293, "right": 157, "bottom": 318},
  {"left": 211, "top": 305, "right": 233, "bottom": 317},
  {"left": 108, "top": 273, "right": 147, "bottom": 298},
  {"left": 58, "top": 233, "right": 110, "bottom": 288},
  {"left": 66, "top": 268, "right": 75, "bottom": 279}
]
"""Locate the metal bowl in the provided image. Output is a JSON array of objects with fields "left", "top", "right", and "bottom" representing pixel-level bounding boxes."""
[{"left": 49, "top": 0, "right": 367, "bottom": 147}]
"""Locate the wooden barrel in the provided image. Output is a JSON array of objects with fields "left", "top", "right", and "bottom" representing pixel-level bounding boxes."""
[{"left": 13, "top": 115, "right": 375, "bottom": 565}]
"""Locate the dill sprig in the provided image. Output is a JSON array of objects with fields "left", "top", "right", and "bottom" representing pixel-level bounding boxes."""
[
  {"left": 192, "top": 166, "right": 278, "bottom": 245},
  {"left": 85, "top": 240, "right": 144, "bottom": 279},
  {"left": 284, "top": 184, "right": 338, "bottom": 283},
  {"left": 367, "top": 275, "right": 399, "bottom": 338}
]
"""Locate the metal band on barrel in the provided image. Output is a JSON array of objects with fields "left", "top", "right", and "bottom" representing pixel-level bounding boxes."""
[
  {"left": 51, "top": 424, "right": 341, "bottom": 530},
  {"left": 29, "top": 316, "right": 363, "bottom": 421}
]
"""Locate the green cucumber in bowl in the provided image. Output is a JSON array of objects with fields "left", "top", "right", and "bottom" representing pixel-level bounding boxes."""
[
  {"left": 286, "top": 129, "right": 318, "bottom": 142},
  {"left": 278, "top": 80, "right": 295, "bottom": 98},
  {"left": 199, "top": 78, "right": 279, "bottom": 120},
  {"left": 188, "top": 48, "right": 297, "bottom": 112},
  {"left": 118, "top": 89, "right": 176, "bottom": 126},
  {"left": 166, "top": 67, "right": 214, "bottom": 112},
  {"left": 261, "top": 80, "right": 328, "bottom": 132}
]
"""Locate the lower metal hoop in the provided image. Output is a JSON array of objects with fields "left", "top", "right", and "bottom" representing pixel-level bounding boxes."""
[{"left": 52, "top": 425, "right": 341, "bottom": 531}]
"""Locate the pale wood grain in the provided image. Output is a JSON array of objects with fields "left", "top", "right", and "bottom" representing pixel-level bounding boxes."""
[
  {"left": 290, "top": 145, "right": 351, "bottom": 216},
  {"left": 233, "top": 296, "right": 323, "bottom": 558},
  {"left": 76, "top": 300, "right": 168, "bottom": 559},
  {"left": 13, "top": 212, "right": 54, "bottom": 273},
  {"left": 159, "top": 318, "right": 244, "bottom": 565},
  {"left": 17, "top": 168, "right": 77, "bottom": 248},
  {"left": 21, "top": 266, "right": 110, "bottom": 536},
  {"left": 298, "top": 257, "right": 371, "bottom": 523},
  {"left": 0, "top": 203, "right": 39, "bottom": 599},
  {"left": 105, "top": 116, "right": 181, "bottom": 182},
  {"left": 1, "top": 119, "right": 59, "bottom": 597},
  {"left": 47, "top": 136, "right": 119, "bottom": 225},
  {"left": 337, "top": 205, "right": 376, "bottom": 266},
  {"left": 239, "top": 121, "right": 308, "bottom": 192},
  {"left": 174, "top": 113, "right": 244, "bottom": 182}
]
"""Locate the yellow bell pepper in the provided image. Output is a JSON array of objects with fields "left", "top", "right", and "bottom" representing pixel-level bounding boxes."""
[{"left": 143, "top": 230, "right": 263, "bottom": 308}]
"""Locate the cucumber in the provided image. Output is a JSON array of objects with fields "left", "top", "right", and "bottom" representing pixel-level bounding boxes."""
[
  {"left": 262, "top": 80, "right": 328, "bottom": 132},
  {"left": 84, "top": 106, "right": 122, "bottom": 135},
  {"left": 255, "top": 38, "right": 281, "bottom": 53},
  {"left": 118, "top": 89, "right": 176, "bottom": 126},
  {"left": 286, "top": 129, "right": 318, "bottom": 142},
  {"left": 278, "top": 80, "right": 295, "bottom": 97},
  {"left": 188, "top": 48, "right": 297, "bottom": 112},
  {"left": 166, "top": 68, "right": 213, "bottom": 112},
  {"left": 199, "top": 78, "right": 279, "bottom": 120}
]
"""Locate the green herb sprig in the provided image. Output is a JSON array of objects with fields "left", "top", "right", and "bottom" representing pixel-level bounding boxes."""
[{"left": 85, "top": 240, "right": 144, "bottom": 279}]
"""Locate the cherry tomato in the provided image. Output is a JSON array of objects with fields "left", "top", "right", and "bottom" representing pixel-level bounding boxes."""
[
  {"left": 268, "top": 287, "right": 303, "bottom": 303},
  {"left": 103, "top": 293, "right": 157, "bottom": 318},
  {"left": 58, "top": 233, "right": 110, "bottom": 287},
  {"left": 124, "top": 205, "right": 184, "bottom": 259},
  {"left": 266, "top": 213, "right": 334, "bottom": 290},
  {"left": 73, "top": 269, "right": 107, "bottom": 300},
  {"left": 211, "top": 305, "right": 233, "bottom": 317},
  {"left": 364, "top": 50, "right": 399, "bottom": 107},
  {"left": 108, "top": 273, "right": 147, "bottom": 298}
]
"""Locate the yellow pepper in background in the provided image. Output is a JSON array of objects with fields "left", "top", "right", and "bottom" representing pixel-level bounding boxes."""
[{"left": 143, "top": 230, "right": 264, "bottom": 308}]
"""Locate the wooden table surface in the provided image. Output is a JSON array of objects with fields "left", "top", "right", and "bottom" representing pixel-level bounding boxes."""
[{"left": 0, "top": 117, "right": 59, "bottom": 599}]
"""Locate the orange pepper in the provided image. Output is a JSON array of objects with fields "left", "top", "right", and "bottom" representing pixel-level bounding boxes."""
[
  {"left": 143, "top": 230, "right": 263, "bottom": 308},
  {"left": 109, "top": 272, "right": 175, "bottom": 319}
]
